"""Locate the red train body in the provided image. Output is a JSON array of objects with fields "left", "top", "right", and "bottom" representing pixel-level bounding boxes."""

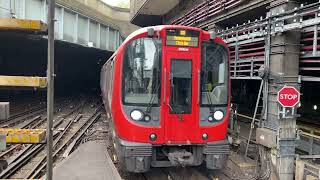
[{"left": 101, "top": 25, "right": 230, "bottom": 172}]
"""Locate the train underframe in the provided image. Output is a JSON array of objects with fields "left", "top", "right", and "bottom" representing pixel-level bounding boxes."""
[{"left": 113, "top": 134, "right": 230, "bottom": 173}]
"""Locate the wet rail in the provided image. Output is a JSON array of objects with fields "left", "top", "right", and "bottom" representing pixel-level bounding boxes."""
[{"left": 0, "top": 97, "right": 103, "bottom": 179}]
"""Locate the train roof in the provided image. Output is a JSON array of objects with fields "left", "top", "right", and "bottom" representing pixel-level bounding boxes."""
[
  {"left": 123, "top": 25, "right": 205, "bottom": 45},
  {"left": 105, "top": 25, "right": 223, "bottom": 64}
]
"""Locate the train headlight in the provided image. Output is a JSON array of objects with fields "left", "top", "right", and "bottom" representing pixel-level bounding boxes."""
[
  {"left": 208, "top": 116, "right": 214, "bottom": 122},
  {"left": 130, "top": 110, "right": 144, "bottom": 121},
  {"left": 213, "top": 110, "right": 224, "bottom": 121}
]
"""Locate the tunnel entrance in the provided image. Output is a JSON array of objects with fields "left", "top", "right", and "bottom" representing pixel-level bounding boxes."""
[{"left": 0, "top": 32, "right": 113, "bottom": 100}]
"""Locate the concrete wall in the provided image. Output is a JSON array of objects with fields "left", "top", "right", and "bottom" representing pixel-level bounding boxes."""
[
  {"left": 58, "top": 0, "right": 138, "bottom": 37},
  {"left": 163, "top": 0, "right": 205, "bottom": 24},
  {"left": 130, "top": 0, "right": 146, "bottom": 20},
  {"left": 129, "top": 0, "right": 199, "bottom": 25}
]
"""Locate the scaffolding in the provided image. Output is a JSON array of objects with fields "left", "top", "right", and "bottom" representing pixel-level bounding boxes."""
[{"left": 216, "top": 2, "right": 320, "bottom": 81}]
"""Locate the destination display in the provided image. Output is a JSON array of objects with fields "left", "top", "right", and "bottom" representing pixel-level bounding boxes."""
[{"left": 166, "top": 29, "right": 200, "bottom": 47}]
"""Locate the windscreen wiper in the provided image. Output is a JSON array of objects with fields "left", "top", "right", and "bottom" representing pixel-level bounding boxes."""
[
  {"left": 206, "top": 89, "right": 214, "bottom": 112},
  {"left": 146, "top": 38, "right": 161, "bottom": 113},
  {"left": 168, "top": 82, "right": 184, "bottom": 121},
  {"left": 203, "top": 71, "right": 215, "bottom": 112},
  {"left": 146, "top": 82, "right": 160, "bottom": 113}
]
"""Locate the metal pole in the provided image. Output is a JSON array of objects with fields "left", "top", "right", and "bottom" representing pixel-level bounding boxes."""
[
  {"left": 46, "top": 0, "right": 55, "bottom": 180},
  {"left": 245, "top": 80, "right": 263, "bottom": 157}
]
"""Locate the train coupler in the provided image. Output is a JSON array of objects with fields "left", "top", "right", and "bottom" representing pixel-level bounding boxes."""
[{"left": 168, "top": 149, "right": 194, "bottom": 167}]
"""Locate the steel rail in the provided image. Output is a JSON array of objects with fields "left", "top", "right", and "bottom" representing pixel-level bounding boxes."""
[
  {"left": 0, "top": 100, "right": 77, "bottom": 162},
  {"left": 0, "top": 116, "right": 47, "bottom": 162},
  {"left": 0, "top": 99, "right": 68, "bottom": 128},
  {"left": 25, "top": 118, "right": 76, "bottom": 178},
  {"left": 0, "top": 102, "right": 84, "bottom": 178},
  {"left": 9, "top": 104, "right": 45, "bottom": 120},
  {"left": 7, "top": 98, "right": 64, "bottom": 122},
  {"left": 29, "top": 106, "right": 102, "bottom": 179},
  {"left": 0, "top": 108, "right": 46, "bottom": 127}
]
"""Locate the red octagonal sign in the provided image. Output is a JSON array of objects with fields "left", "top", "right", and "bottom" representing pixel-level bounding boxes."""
[{"left": 277, "top": 86, "right": 300, "bottom": 107}]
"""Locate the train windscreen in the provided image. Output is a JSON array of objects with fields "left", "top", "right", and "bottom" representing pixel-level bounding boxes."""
[
  {"left": 122, "top": 38, "right": 162, "bottom": 105},
  {"left": 200, "top": 42, "right": 228, "bottom": 105}
]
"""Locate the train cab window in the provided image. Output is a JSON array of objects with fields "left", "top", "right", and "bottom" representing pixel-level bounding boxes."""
[
  {"left": 200, "top": 42, "right": 228, "bottom": 106},
  {"left": 122, "top": 38, "right": 162, "bottom": 105}
]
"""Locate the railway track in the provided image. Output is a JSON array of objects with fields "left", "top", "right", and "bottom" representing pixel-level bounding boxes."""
[
  {"left": 2, "top": 96, "right": 232, "bottom": 179},
  {"left": 9, "top": 97, "right": 45, "bottom": 115},
  {"left": 0, "top": 98, "right": 68, "bottom": 128},
  {"left": 0, "top": 101, "right": 102, "bottom": 179},
  {"left": 0, "top": 99, "right": 76, "bottom": 163}
]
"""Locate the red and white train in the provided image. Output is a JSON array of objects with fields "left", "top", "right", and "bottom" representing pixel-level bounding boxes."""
[{"left": 101, "top": 25, "right": 230, "bottom": 172}]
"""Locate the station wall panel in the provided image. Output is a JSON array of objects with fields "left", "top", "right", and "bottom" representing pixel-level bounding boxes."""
[
  {"left": 109, "top": 28, "right": 115, "bottom": 51},
  {"left": 0, "top": 0, "right": 11, "bottom": 18},
  {"left": 78, "top": 15, "right": 88, "bottom": 45},
  {"left": 63, "top": 10, "right": 76, "bottom": 42},
  {"left": 54, "top": 7, "right": 62, "bottom": 39},
  {"left": 89, "top": 21, "right": 98, "bottom": 47},
  {"left": 100, "top": 26, "right": 107, "bottom": 50},
  {"left": 25, "top": 0, "right": 45, "bottom": 21}
]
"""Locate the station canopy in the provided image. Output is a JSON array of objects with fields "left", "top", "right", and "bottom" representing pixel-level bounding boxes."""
[{"left": 131, "top": 0, "right": 180, "bottom": 27}]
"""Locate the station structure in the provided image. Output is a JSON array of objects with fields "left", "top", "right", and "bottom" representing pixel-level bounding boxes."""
[
  {"left": 0, "top": 0, "right": 137, "bottom": 91},
  {"left": 0, "top": 0, "right": 319, "bottom": 179},
  {"left": 0, "top": 0, "right": 136, "bottom": 132},
  {"left": 0, "top": 0, "right": 136, "bottom": 179},
  {"left": 130, "top": 0, "right": 320, "bottom": 179}
]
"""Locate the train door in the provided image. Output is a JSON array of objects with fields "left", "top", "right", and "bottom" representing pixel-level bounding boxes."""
[{"left": 163, "top": 50, "right": 199, "bottom": 143}]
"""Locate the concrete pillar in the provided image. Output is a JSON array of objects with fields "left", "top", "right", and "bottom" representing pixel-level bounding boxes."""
[{"left": 265, "top": 1, "right": 300, "bottom": 179}]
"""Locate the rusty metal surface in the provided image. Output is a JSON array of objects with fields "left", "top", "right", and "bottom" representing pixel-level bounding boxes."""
[{"left": 0, "top": 18, "right": 47, "bottom": 33}]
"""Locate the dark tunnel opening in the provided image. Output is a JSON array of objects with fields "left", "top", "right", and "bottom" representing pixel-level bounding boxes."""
[{"left": 0, "top": 32, "right": 113, "bottom": 100}]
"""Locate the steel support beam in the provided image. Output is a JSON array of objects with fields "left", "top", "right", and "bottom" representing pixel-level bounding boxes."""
[
  {"left": 0, "top": 75, "right": 47, "bottom": 88},
  {"left": 0, "top": 0, "right": 123, "bottom": 51},
  {"left": 0, "top": 18, "right": 47, "bottom": 32}
]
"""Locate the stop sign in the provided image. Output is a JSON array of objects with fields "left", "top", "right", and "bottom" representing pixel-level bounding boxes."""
[{"left": 277, "top": 86, "right": 300, "bottom": 107}]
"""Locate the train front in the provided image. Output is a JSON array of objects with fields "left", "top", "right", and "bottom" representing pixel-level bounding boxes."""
[{"left": 111, "top": 26, "right": 230, "bottom": 172}]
